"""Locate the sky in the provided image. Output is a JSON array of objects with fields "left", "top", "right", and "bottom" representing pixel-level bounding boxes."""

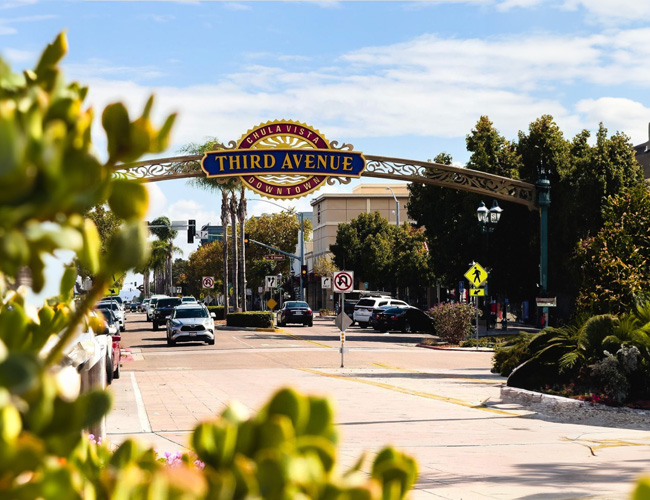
[{"left": 5, "top": 0, "right": 650, "bottom": 296}]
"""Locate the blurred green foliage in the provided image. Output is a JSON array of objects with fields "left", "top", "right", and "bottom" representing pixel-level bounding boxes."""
[{"left": 0, "top": 33, "right": 418, "bottom": 500}]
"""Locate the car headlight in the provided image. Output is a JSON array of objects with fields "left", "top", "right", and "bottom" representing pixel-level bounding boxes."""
[{"left": 171, "top": 320, "right": 182, "bottom": 327}]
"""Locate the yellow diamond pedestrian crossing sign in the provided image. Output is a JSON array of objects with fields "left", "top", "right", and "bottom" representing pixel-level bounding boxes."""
[{"left": 465, "top": 263, "right": 488, "bottom": 288}]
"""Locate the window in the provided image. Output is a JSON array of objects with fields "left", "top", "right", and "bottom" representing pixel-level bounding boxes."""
[{"left": 317, "top": 203, "right": 321, "bottom": 224}]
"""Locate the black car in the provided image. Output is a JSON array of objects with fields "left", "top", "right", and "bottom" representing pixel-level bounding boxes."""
[
  {"left": 153, "top": 297, "right": 183, "bottom": 330},
  {"left": 376, "top": 307, "right": 435, "bottom": 334},
  {"left": 277, "top": 301, "right": 313, "bottom": 327}
]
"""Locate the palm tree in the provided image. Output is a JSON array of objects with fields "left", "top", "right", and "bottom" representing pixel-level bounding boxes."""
[
  {"left": 149, "top": 216, "right": 178, "bottom": 295},
  {"left": 237, "top": 185, "right": 247, "bottom": 311},
  {"left": 149, "top": 240, "right": 169, "bottom": 294},
  {"left": 230, "top": 194, "right": 239, "bottom": 311},
  {"left": 175, "top": 138, "right": 247, "bottom": 310}
]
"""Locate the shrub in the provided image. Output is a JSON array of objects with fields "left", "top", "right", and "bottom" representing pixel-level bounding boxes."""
[
  {"left": 589, "top": 345, "right": 640, "bottom": 404},
  {"left": 227, "top": 311, "right": 274, "bottom": 328},
  {"left": 492, "top": 333, "right": 535, "bottom": 376},
  {"left": 207, "top": 305, "right": 225, "bottom": 320},
  {"left": 427, "top": 302, "right": 475, "bottom": 344}
]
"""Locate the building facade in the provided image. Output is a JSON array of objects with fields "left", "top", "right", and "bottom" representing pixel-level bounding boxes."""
[{"left": 306, "top": 183, "right": 411, "bottom": 310}]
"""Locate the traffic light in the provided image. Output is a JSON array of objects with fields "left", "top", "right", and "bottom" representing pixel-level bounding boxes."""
[
  {"left": 244, "top": 233, "right": 250, "bottom": 248},
  {"left": 188, "top": 219, "right": 196, "bottom": 243},
  {"left": 301, "top": 265, "right": 308, "bottom": 276}
]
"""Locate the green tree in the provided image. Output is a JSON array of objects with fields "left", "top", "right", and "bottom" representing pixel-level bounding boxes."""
[
  {"left": 330, "top": 212, "right": 393, "bottom": 290},
  {"left": 466, "top": 116, "right": 521, "bottom": 178},
  {"left": 78, "top": 205, "right": 121, "bottom": 282},
  {"left": 391, "top": 225, "right": 432, "bottom": 303},
  {"left": 186, "top": 240, "right": 224, "bottom": 299},
  {"left": 575, "top": 186, "right": 650, "bottom": 315},
  {"left": 244, "top": 210, "right": 312, "bottom": 290}
]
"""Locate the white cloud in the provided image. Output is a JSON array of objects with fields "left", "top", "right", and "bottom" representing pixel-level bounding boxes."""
[
  {"left": 75, "top": 25, "right": 650, "bottom": 163},
  {"left": 2, "top": 47, "right": 35, "bottom": 63},
  {"left": 560, "top": 0, "right": 650, "bottom": 25},
  {"left": 575, "top": 97, "right": 650, "bottom": 141}
]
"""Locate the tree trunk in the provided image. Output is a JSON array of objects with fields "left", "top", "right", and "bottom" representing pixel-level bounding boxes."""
[
  {"left": 230, "top": 195, "right": 239, "bottom": 311},
  {"left": 166, "top": 245, "right": 173, "bottom": 295},
  {"left": 221, "top": 192, "right": 229, "bottom": 312},
  {"left": 238, "top": 186, "right": 247, "bottom": 312},
  {"left": 143, "top": 268, "right": 150, "bottom": 296}
]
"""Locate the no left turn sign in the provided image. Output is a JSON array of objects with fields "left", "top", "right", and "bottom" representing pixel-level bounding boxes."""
[
  {"left": 202, "top": 276, "right": 215, "bottom": 289},
  {"left": 333, "top": 271, "right": 354, "bottom": 293}
]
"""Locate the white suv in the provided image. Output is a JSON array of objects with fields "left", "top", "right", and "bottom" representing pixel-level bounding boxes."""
[{"left": 353, "top": 297, "right": 408, "bottom": 328}]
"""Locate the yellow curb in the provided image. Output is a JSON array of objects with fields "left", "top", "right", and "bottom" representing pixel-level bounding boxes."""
[
  {"left": 299, "top": 367, "right": 518, "bottom": 416},
  {"left": 369, "top": 362, "right": 503, "bottom": 386}
]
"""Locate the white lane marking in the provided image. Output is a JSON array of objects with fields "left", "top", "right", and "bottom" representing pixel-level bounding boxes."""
[{"left": 130, "top": 372, "right": 152, "bottom": 433}]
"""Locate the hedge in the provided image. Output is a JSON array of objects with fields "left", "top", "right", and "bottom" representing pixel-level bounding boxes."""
[
  {"left": 226, "top": 311, "right": 274, "bottom": 328},
  {"left": 206, "top": 305, "right": 225, "bottom": 320}
]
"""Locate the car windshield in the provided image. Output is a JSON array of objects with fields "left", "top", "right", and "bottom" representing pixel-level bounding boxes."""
[
  {"left": 174, "top": 308, "right": 208, "bottom": 319},
  {"left": 96, "top": 309, "right": 116, "bottom": 323},
  {"left": 157, "top": 298, "right": 182, "bottom": 308},
  {"left": 286, "top": 302, "right": 309, "bottom": 309},
  {"left": 182, "top": 297, "right": 196, "bottom": 302},
  {"left": 356, "top": 299, "right": 375, "bottom": 307}
]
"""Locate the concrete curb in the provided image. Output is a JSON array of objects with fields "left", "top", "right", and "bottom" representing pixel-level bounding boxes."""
[
  {"left": 501, "top": 386, "right": 650, "bottom": 429},
  {"left": 216, "top": 326, "right": 280, "bottom": 333},
  {"left": 417, "top": 343, "right": 494, "bottom": 352}
]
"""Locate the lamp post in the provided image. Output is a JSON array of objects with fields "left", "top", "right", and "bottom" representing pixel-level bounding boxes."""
[
  {"left": 385, "top": 187, "right": 400, "bottom": 226},
  {"left": 536, "top": 161, "right": 551, "bottom": 328},
  {"left": 477, "top": 200, "right": 503, "bottom": 330}
]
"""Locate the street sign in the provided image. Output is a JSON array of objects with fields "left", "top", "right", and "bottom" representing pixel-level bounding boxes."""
[
  {"left": 258, "top": 286, "right": 263, "bottom": 294},
  {"left": 265, "top": 275, "right": 278, "bottom": 290},
  {"left": 335, "top": 312, "right": 353, "bottom": 331},
  {"left": 263, "top": 254, "right": 285, "bottom": 261},
  {"left": 107, "top": 287, "right": 119, "bottom": 296},
  {"left": 464, "top": 262, "right": 488, "bottom": 288},
  {"left": 536, "top": 297, "right": 557, "bottom": 307},
  {"left": 198, "top": 230, "right": 209, "bottom": 239},
  {"left": 175, "top": 286, "right": 182, "bottom": 294},
  {"left": 321, "top": 276, "right": 332, "bottom": 289},
  {"left": 469, "top": 288, "right": 485, "bottom": 297},
  {"left": 333, "top": 271, "right": 354, "bottom": 293},
  {"left": 267, "top": 298, "right": 277, "bottom": 310},
  {"left": 202, "top": 276, "right": 215, "bottom": 289}
]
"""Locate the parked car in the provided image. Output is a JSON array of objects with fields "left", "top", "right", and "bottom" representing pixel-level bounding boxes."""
[
  {"left": 140, "top": 298, "right": 149, "bottom": 313},
  {"left": 166, "top": 304, "right": 216, "bottom": 346},
  {"left": 181, "top": 296, "right": 197, "bottom": 303},
  {"left": 97, "top": 300, "right": 125, "bottom": 332},
  {"left": 152, "top": 297, "right": 183, "bottom": 330},
  {"left": 369, "top": 303, "right": 410, "bottom": 330},
  {"left": 376, "top": 307, "right": 435, "bottom": 334},
  {"left": 277, "top": 301, "right": 313, "bottom": 327},
  {"left": 92, "top": 309, "right": 122, "bottom": 383},
  {"left": 353, "top": 297, "right": 407, "bottom": 328}
]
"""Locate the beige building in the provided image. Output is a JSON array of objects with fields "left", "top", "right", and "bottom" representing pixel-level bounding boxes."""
[{"left": 305, "top": 183, "right": 411, "bottom": 309}]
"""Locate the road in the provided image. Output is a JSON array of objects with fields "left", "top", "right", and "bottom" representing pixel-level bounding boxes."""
[{"left": 107, "top": 312, "right": 650, "bottom": 500}]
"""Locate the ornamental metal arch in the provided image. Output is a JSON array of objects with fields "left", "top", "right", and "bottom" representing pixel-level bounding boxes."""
[{"left": 115, "top": 149, "right": 537, "bottom": 210}]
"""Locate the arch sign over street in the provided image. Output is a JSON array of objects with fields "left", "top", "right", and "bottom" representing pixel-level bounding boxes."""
[{"left": 201, "top": 120, "right": 367, "bottom": 200}]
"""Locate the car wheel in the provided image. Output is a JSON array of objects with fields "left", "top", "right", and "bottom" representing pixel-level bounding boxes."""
[
  {"left": 153, "top": 322, "right": 158, "bottom": 331},
  {"left": 359, "top": 322, "right": 368, "bottom": 328},
  {"left": 105, "top": 357, "right": 114, "bottom": 385},
  {"left": 167, "top": 336, "right": 176, "bottom": 346},
  {"left": 206, "top": 339, "right": 215, "bottom": 345},
  {"left": 121, "top": 324, "right": 126, "bottom": 332},
  {"left": 380, "top": 328, "right": 388, "bottom": 333},
  {"left": 113, "top": 360, "right": 121, "bottom": 380},
  {"left": 402, "top": 321, "right": 411, "bottom": 333}
]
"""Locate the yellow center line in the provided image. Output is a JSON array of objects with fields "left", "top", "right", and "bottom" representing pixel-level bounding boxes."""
[
  {"left": 369, "top": 362, "right": 503, "bottom": 385},
  {"left": 299, "top": 367, "right": 518, "bottom": 416},
  {"left": 278, "top": 330, "right": 333, "bottom": 349}
]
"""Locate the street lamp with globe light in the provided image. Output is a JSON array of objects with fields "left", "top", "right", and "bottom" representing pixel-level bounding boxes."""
[{"left": 385, "top": 187, "right": 400, "bottom": 226}]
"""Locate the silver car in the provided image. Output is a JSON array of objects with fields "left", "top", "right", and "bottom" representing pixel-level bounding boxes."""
[{"left": 166, "top": 304, "right": 216, "bottom": 346}]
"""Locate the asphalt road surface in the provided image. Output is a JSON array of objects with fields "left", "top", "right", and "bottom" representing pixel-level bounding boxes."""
[{"left": 107, "top": 312, "right": 650, "bottom": 500}]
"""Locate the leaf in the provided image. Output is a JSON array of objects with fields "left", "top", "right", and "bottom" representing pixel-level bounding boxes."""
[{"left": 102, "top": 102, "right": 131, "bottom": 163}]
